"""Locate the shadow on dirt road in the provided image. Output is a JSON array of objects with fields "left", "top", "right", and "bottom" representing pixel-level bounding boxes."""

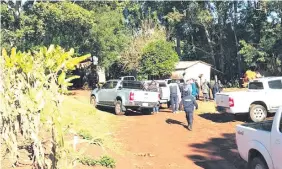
[
  {"left": 186, "top": 133, "right": 247, "bottom": 169},
  {"left": 198, "top": 113, "right": 250, "bottom": 123}
]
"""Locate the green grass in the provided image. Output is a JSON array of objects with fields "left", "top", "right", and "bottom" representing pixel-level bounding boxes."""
[{"left": 60, "top": 93, "right": 122, "bottom": 153}]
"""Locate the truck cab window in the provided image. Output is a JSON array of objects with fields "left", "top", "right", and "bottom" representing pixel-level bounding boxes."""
[
  {"left": 102, "top": 81, "right": 111, "bottom": 89},
  {"left": 112, "top": 81, "right": 118, "bottom": 89},
  {"left": 268, "top": 80, "right": 282, "bottom": 89},
  {"left": 248, "top": 82, "right": 264, "bottom": 89}
]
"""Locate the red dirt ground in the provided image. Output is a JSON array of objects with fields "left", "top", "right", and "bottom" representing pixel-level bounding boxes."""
[{"left": 73, "top": 90, "right": 248, "bottom": 169}]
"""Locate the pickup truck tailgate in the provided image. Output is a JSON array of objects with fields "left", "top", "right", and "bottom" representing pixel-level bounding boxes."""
[
  {"left": 160, "top": 87, "right": 170, "bottom": 100},
  {"left": 133, "top": 91, "right": 159, "bottom": 103},
  {"left": 215, "top": 93, "right": 230, "bottom": 107}
]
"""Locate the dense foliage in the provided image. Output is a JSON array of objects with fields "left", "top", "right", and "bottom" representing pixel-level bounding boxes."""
[
  {"left": 140, "top": 40, "right": 179, "bottom": 76},
  {"left": 0, "top": 45, "right": 90, "bottom": 168}
]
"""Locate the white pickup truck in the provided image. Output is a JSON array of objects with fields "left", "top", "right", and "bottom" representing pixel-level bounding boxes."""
[
  {"left": 90, "top": 80, "right": 159, "bottom": 115},
  {"left": 216, "top": 77, "right": 282, "bottom": 122},
  {"left": 236, "top": 106, "right": 282, "bottom": 169}
]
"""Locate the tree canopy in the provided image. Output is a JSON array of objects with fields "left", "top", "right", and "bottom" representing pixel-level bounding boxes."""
[
  {"left": 1, "top": 0, "right": 282, "bottom": 81},
  {"left": 140, "top": 40, "right": 179, "bottom": 76}
]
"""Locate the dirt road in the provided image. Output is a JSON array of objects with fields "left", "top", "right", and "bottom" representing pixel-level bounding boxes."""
[
  {"left": 73, "top": 90, "right": 248, "bottom": 169},
  {"left": 102, "top": 109, "right": 247, "bottom": 169}
]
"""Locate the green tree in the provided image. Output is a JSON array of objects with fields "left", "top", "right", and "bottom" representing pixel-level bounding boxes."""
[{"left": 140, "top": 40, "right": 179, "bottom": 77}]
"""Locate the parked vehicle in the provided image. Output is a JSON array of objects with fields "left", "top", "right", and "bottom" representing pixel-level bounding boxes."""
[
  {"left": 118, "top": 76, "right": 136, "bottom": 81},
  {"left": 156, "top": 80, "right": 170, "bottom": 107},
  {"left": 236, "top": 106, "right": 282, "bottom": 169},
  {"left": 90, "top": 80, "right": 159, "bottom": 115},
  {"left": 215, "top": 77, "right": 282, "bottom": 122}
]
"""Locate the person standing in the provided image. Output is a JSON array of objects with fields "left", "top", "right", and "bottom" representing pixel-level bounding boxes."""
[
  {"left": 169, "top": 79, "right": 181, "bottom": 114},
  {"left": 182, "top": 89, "right": 198, "bottom": 131},
  {"left": 191, "top": 79, "right": 198, "bottom": 98},
  {"left": 194, "top": 79, "right": 200, "bottom": 100},
  {"left": 212, "top": 81, "right": 220, "bottom": 100},
  {"left": 202, "top": 80, "right": 210, "bottom": 102}
]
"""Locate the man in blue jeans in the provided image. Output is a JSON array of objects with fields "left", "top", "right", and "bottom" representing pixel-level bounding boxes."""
[
  {"left": 169, "top": 80, "right": 181, "bottom": 113},
  {"left": 182, "top": 89, "right": 198, "bottom": 131}
]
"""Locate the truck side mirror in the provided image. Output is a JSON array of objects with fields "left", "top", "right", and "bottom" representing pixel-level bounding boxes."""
[{"left": 117, "top": 85, "right": 122, "bottom": 90}]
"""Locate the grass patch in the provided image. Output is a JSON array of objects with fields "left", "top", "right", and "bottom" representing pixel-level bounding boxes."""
[
  {"left": 79, "top": 155, "right": 116, "bottom": 168},
  {"left": 196, "top": 101, "right": 216, "bottom": 114},
  {"left": 60, "top": 92, "right": 123, "bottom": 154}
]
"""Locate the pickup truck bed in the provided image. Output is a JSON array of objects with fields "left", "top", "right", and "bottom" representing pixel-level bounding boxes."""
[
  {"left": 241, "top": 120, "right": 273, "bottom": 132},
  {"left": 236, "top": 107, "right": 282, "bottom": 169}
]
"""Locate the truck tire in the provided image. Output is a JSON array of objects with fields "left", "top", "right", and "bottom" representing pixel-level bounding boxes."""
[
  {"left": 90, "top": 96, "right": 97, "bottom": 108},
  {"left": 250, "top": 104, "right": 267, "bottom": 122},
  {"left": 115, "top": 100, "right": 125, "bottom": 115},
  {"left": 250, "top": 157, "right": 269, "bottom": 169}
]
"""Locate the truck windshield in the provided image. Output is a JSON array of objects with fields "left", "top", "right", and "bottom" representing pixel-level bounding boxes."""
[
  {"left": 122, "top": 81, "right": 143, "bottom": 89},
  {"left": 249, "top": 82, "right": 264, "bottom": 89}
]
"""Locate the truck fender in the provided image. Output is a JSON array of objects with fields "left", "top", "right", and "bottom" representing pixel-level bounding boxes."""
[
  {"left": 250, "top": 101, "right": 268, "bottom": 111},
  {"left": 247, "top": 140, "right": 274, "bottom": 169},
  {"left": 115, "top": 96, "right": 125, "bottom": 105},
  {"left": 91, "top": 90, "right": 99, "bottom": 102}
]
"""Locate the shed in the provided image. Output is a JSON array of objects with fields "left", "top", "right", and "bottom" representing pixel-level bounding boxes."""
[{"left": 172, "top": 61, "right": 212, "bottom": 83}]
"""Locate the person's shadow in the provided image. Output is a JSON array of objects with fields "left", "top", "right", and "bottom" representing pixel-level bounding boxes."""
[{"left": 165, "top": 118, "right": 188, "bottom": 129}]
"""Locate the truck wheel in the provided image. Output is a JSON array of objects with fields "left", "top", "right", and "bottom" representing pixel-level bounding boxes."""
[
  {"left": 250, "top": 104, "right": 267, "bottom": 122},
  {"left": 90, "top": 96, "right": 97, "bottom": 108},
  {"left": 250, "top": 157, "right": 269, "bottom": 169},
  {"left": 115, "top": 100, "right": 125, "bottom": 115}
]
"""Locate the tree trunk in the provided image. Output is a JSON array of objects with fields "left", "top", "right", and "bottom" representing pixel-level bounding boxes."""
[
  {"left": 203, "top": 26, "right": 216, "bottom": 68},
  {"left": 176, "top": 35, "right": 181, "bottom": 57}
]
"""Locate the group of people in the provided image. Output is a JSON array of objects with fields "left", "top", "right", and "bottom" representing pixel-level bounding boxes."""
[
  {"left": 168, "top": 79, "right": 198, "bottom": 131},
  {"left": 168, "top": 78, "right": 223, "bottom": 131},
  {"left": 143, "top": 78, "right": 223, "bottom": 131}
]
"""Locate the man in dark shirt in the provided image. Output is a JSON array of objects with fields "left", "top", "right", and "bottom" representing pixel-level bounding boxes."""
[{"left": 182, "top": 89, "right": 198, "bottom": 131}]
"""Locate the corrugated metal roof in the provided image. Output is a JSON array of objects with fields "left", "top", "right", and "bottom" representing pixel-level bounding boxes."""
[{"left": 175, "top": 61, "right": 211, "bottom": 70}]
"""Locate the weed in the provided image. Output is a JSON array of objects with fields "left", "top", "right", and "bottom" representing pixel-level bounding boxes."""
[
  {"left": 78, "top": 129, "right": 93, "bottom": 140},
  {"left": 79, "top": 155, "right": 116, "bottom": 168},
  {"left": 98, "top": 155, "right": 116, "bottom": 168},
  {"left": 90, "top": 138, "right": 103, "bottom": 146}
]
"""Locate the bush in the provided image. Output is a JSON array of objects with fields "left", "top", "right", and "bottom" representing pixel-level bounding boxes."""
[
  {"left": 0, "top": 45, "right": 90, "bottom": 168},
  {"left": 140, "top": 40, "right": 179, "bottom": 77},
  {"left": 79, "top": 155, "right": 116, "bottom": 168}
]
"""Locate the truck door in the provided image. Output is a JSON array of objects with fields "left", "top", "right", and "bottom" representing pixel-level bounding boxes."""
[
  {"left": 271, "top": 113, "right": 282, "bottom": 169},
  {"left": 105, "top": 81, "right": 118, "bottom": 105},
  {"left": 267, "top": 80, "right": 282, "bottom": 111},
  {"left": 98, "top": 81, "right": 111, "bottom": 104}
]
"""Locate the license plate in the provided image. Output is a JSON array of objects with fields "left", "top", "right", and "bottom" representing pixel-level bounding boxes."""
[{"left": 142, "top": 103, "right": 148, "bottom": 107}]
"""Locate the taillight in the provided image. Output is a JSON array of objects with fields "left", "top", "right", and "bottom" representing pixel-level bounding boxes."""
[
  {"left": 229, "top": 97, "right": 234, "bottom": 107},
  {"left": 129, "top": 92, "right": 134, "bottom": 101}
]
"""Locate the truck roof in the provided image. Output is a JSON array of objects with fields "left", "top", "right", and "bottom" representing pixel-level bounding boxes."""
[{"left": 251, "top": 76, "right": 282, "bottom": 82}]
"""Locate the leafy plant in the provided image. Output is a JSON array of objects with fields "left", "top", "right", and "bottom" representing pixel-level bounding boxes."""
[
  {"left": 0, "top": 45, "right": 90, "bottom": 168},
  {"left": 78, "top": 129, "right": 93, "bottom": 140},
  {"left": 140, "top": 39, "right": 179, "bottom": 77},
  {"left": 79, "top": 155, "right": 116, "bottom": 168}
]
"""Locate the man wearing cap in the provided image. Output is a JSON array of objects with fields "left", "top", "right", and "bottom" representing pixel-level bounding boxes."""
[{"left": 182, "top": 88, "right": 198, "bottom": 131}]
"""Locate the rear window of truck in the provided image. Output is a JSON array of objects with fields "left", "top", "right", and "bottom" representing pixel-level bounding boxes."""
[
  {"left": 122, "top": 81, "right": 143, "bottom": 89},
  {"left": 159, "top": 83, "right": 166, "bottom": 87},
  {"left": 249, "top": 82, "right": 264, "bottom": 89}
]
